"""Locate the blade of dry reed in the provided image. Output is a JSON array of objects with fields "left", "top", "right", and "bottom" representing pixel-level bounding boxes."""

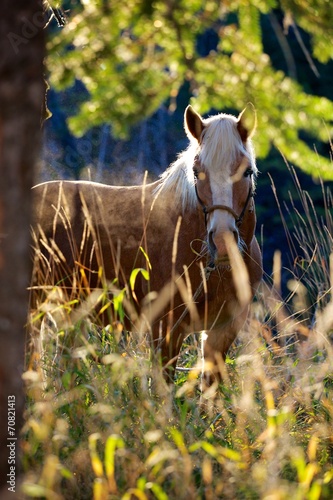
[{"left": 225, "top": 233, "right": 251, "bottom": 308}]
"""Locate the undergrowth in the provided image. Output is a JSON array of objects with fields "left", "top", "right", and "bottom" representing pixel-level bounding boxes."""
[{"left": 22, "top": 170, "right": 333, "bottom": 499}]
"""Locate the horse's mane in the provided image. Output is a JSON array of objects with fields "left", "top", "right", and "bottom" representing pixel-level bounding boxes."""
[
  {"left": 154, "top": 112, "right": 257, "bottom": 212},
  {"left": 154, "top": 146, "right": 198, "bottom": 211}
]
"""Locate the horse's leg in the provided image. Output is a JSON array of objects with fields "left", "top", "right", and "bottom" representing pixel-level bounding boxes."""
[
  {"left": 203, "top": 328, "right": 236, "bottom": 384},
  {"left": 203, "top": 308, "right": 249, "bottom": 385}
]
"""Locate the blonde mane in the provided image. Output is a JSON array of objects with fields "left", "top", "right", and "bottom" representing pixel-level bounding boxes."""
[{"left": 155, "top": 112, "right": 257, "bottom": 211}]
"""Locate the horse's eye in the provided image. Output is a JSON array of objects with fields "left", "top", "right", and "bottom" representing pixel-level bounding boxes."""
[
  {"left": 244, "top": 168, "right": 253, "bottom": 178},
  {"left": 194, "top": 170, "right": 206, "bottom": 181}
]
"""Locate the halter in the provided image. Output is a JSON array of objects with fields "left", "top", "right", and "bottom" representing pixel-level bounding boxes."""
[
  {"left": 193, "top": 157, "right": 254, "bottom": 228},
  {"left": 195, "top": 183, "right": 253, "bottom": 227}
]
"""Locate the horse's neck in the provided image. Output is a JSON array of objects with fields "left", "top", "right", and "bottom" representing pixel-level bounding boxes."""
[
  {"left": 145, "top": 181, "right": 203, "bottom": 263},
  {"left": 150, "top": 179, "right": 200, "bottom": 223}
]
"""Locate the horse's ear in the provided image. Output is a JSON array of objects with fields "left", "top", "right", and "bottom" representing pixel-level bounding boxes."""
[
  {"left": 184, "top": 105, "right": 205, "bottom": 142},
  {"left": 237, "top": 103, "right": 257, "bottom": 142}
]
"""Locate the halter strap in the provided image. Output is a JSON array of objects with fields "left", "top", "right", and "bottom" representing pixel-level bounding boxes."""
[{"left": 195, "top": 182, "right": 253, "bottom": 227}]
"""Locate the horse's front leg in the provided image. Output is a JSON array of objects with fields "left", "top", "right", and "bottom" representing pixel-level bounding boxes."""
[{"left": 202, "top": 308, "right": 249, "bottom": 385}]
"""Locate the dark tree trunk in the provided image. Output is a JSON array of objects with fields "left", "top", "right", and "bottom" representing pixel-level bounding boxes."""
[{"left": 0, "top": 0, "right": 45, "bottom": 493}]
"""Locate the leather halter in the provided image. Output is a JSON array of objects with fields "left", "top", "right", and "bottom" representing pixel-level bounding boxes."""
[{"left": 193, "top": 160, "right": 254, "bottom": 228}]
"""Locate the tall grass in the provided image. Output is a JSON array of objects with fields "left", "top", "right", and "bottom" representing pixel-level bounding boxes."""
[
  {"left": 274, "top": 164, "right": 333, "bottom": 314},
  {"left": 22, "top": 171, "right": 333, "bottom": 499}
]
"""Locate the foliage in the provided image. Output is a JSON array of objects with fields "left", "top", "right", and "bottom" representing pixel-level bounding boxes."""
[
  {"left": 280, "top": 0, "right": 333, "bottom": 63},
  {"left": 47, "top": 0, "right": 333, "bottom": 178}
]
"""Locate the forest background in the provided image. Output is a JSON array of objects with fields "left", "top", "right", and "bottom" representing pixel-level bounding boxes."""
[
  {"left": 0, "top": 1, "right": 332, "bottom": 496},
  {"left": 44, "top": 0, "right": 333, "bottom": 280}
]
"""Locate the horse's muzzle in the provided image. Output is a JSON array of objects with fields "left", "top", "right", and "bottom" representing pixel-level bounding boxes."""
[{"left": 208, "top": 229, "right": 239, "bottom": 265}]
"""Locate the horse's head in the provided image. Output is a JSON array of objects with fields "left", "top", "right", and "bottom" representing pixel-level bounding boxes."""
[{"left": 185, "top": 104, "right": 257, "bottom": 266}]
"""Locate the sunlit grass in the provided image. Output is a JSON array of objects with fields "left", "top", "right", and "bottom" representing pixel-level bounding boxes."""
[
  {"left": 22, "top": 171, "right": 333, "bottom": 499},
  {"left": 22, "top": 298, "right": 333, "bottom": 499}
]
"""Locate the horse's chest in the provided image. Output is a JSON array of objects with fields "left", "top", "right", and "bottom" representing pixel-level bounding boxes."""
[{"left": 197, "top": 271, "right": 241, "bottom": 325}]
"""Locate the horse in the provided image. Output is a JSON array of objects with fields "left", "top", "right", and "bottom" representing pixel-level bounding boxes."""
[{"left": 31, "top": 104, "right": 263, "bottom": 382}]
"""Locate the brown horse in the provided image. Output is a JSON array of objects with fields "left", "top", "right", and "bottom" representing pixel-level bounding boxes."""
[{"left": 31, "top": 105, "right": 262, "bottom": 381}]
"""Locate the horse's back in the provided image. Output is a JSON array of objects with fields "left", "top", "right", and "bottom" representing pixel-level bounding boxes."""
[
  {"left": 33, "top": 180, "right": 139, "bottom": 227},
  {"left": 32, "top": 180, "right": 148, "bottom": 287},
  {"left": 31, "top": 179, "right": 179, "bottom": 294}
]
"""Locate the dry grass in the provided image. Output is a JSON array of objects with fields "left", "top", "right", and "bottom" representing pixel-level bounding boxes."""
[{"left": 22, "top": 172, "right": 333, "bottom": 500}]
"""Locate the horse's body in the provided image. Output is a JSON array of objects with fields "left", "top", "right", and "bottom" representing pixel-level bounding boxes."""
[{"left": 32, "top": 105, "right": 262, "bottom": 380}]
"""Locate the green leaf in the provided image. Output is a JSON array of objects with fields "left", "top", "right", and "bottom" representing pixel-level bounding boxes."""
[{"left": 129, "top": 268, "right": 150, "bottom": 293}]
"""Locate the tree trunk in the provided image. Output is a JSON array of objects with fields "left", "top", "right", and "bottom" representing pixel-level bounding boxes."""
[{"left": 0, "top": 0, "right": 45, "bottom": 494}]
